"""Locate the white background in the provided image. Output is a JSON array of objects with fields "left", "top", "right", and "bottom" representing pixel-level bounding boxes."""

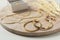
[{"left": 0, "top": 0, "right": 60, "bottom": 40}]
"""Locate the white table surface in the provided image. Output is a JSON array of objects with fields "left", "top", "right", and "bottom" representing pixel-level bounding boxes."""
[{"left": 0, "top": 0, "right": 60, "bottom": 40}]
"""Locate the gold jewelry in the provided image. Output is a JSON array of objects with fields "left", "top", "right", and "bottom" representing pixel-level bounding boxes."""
[
  {"left": 45, "top": 15, "right": 56, "bottom": 22},
  {"left": 41, "top": 15, "right": 54, "bottom": 30},
  {"left": 24, "top": 20, "right": 42, "bottom": 32},
  {"left": 41, "top": 22, "right": 53, "bottom": 30}
]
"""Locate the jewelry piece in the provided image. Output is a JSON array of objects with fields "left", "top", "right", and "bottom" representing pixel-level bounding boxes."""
[
  {"left": 45, "top": 15, "right": 56, "bottom": 22},
  {"left": 1, "top": 9, "right": 43, "bottom": 24},
  {"left": 41, "top": 22, "right": 53, "bottom": 30},
  {"left": 24, "top": 20, "right": 42, "bottom": 32},
  {"left": 41, "top": 15, "right": 54, "bottom": 30},
  {"left": 1, "top": 11, "right": 32, "bottom": 24}
]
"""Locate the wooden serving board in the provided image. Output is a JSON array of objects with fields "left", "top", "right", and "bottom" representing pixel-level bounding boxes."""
[{"left": 0, "top": 4, "right": 60, "bottom": 37}]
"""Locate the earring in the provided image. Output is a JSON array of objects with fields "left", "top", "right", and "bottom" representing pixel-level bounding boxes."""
[
  {"left": 41, "top": 22, "right": 53, "bottom": 30},
  {"left": 24, "top": 20, "right": 42, "bottom": 32},
  {"left": 41, "top": 16, "right": 54, "bottom": 30}
]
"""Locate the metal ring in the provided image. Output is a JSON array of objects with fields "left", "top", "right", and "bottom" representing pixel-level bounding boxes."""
[
  {"left": 24, "top": 20, "right": 42, "bottom": 32},
  {"left": 40, "top": 15, "right": 54, "bottom": 30},
  {"left": 41, "top": 21, "right": 53, "bottom": 30}
]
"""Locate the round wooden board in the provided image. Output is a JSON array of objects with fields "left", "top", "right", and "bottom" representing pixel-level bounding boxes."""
[{"left": 0, "top": 4, "right": 60, "bottom": 37}]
